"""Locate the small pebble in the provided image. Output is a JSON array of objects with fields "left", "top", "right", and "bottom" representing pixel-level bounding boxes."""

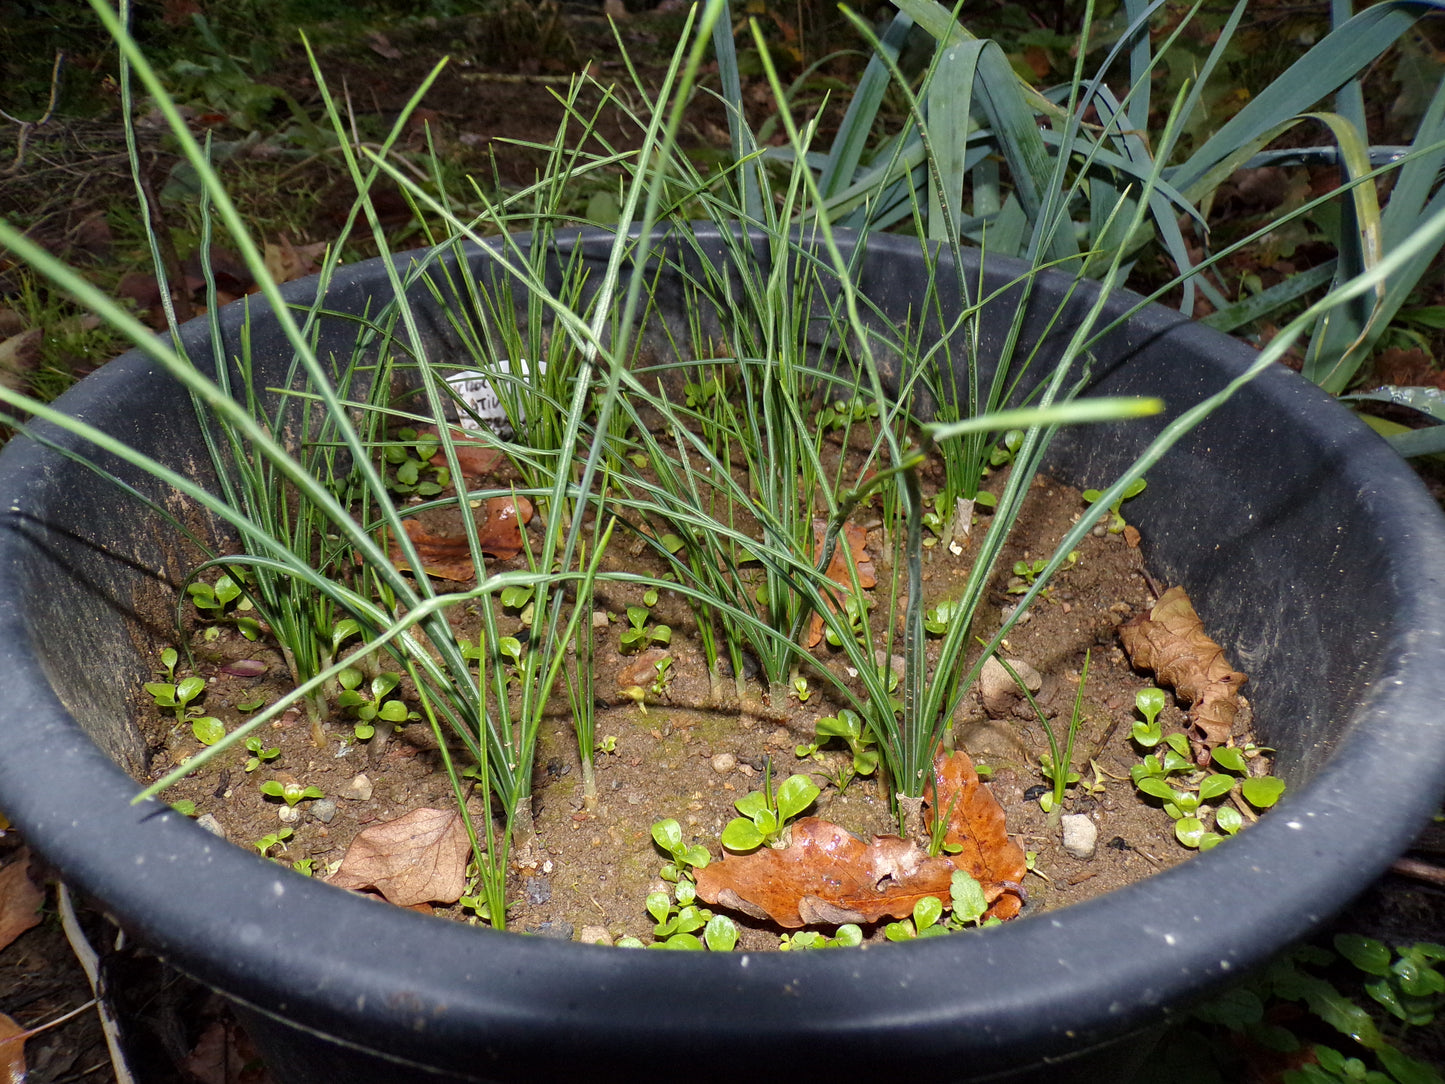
[
  {"left": 194, "top": 813, "right": 227, "bottom": 840},
  {"left": 525, "top": 877, "right": 551, "bottom": 905},
  {"left": 1061, "top": 814, "right": 1098, "bottom": 860},
  {"left": 311, "top": 798, "right": 337, "bottom": 824},
  {"left": 338, "top": 773, "right": 374, "bottom": 801},
  {"left": 579, "top": 925, "right": 613, "bottom": 947},
  {"left": 710, "top": 752, "right": 737, "bottom": 775},
  {"left": 527, "top": 921, "right": 574, "bottom": 941}
]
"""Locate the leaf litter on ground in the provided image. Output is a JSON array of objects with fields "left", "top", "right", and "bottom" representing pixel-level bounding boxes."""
[
  {"left": 328, "top": 807, "right": 470, "bottom": 907},
  {"left": 1119, "top": 586, "right": 1248, "bottom": 764},
  {"left": 695, "top": 750, "right": 1026, "bottom": 928},
  {"left": 0, "top": 849, "right": 42, "bottom": 953}
]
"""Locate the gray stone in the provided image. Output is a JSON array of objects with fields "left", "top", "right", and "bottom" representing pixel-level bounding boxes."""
[
  {"left": 338, "top": 773, "right": 373, "bottom": 801},
  {"left": 1061, "top": 813, "right": 1098, "bottom": 860},
  {"left": 310, "top": 798, "right": 338, "bottom": 824},
  {"left": 525, "top": 877, "right": 551, "bottom": 905},
  {"left": 195, "top": 813, "right": 227, "bottom": 840}
]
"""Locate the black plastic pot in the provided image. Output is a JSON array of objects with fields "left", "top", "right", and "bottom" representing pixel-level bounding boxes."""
[{"left": 2, "top": 227, "right": 1444, "bottom": 1084}]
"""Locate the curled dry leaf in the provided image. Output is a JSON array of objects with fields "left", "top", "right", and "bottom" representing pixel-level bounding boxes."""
[
  {"left": 0, "top": 848, "right": 43, "bottom": 953},
  {"left": 925, "top": 748, "right": 1027, "bottom": 921},
  {"left": 181, "top": 1018, "right": 277, "bottom": 1084},
  {"left": 328, "top": 808, "right": 469, "bottom": 907},
  {"left": 0, "top": 1011, "right": 26, "bottom": 1084},
  {"left": 695, "top": 817, "right": 956, "bottom": 928},
  {"left": 695, "top": 751, "right": 1025, "bottom": 927},
  {"left": 389, "top": 496, "right": 535, "bottom": 581},
  {"left": 1119, "top": 586, "right": 1247, "bottom": 763},
  {"left": 417, "top": 424, "right": 505, "bottom": 481},
  {"left": 806, "top": 519, "right": 876, "bottom": 648}
]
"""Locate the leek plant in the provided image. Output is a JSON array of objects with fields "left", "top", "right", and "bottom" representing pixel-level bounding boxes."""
[{"left": 7, "top": 0, "right": 1445, "bottom": 912}]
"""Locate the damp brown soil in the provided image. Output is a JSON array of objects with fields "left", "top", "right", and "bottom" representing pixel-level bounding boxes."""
[{"left": 136, "top": 463, "right": 1267, "bottom": 953}]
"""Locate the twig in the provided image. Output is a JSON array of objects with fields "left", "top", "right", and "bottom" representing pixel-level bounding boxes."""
[
  {"left": 1390, "top": 856, "right": 1445, "bottom": 887},
  {"left": 3, "top": 52, "right": 65, "bottom": 174},
  {"left": 56, "top": 884, "right": 137, "bottom": 1084}
]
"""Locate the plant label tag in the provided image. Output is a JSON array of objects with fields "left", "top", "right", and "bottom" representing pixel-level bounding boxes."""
[{"left": 446, "top": 361, "right": 539, "bottom": 441}]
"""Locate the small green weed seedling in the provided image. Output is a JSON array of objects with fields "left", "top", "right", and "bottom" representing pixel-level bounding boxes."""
[
  {"left": 649, "top": 655, "right": 673, "bottom": 696},
  {"left": 923, "top": 598, "right": 962, "bottom": 636},
  {"left": 816, "top": 395, "right": 879, "bottom": 433},
  {"left": 1008, "top": 552, "right": 1077, "bottom": 597},
  {"left": 187, "top": 571, "right": 260, "bottom": 641},
  {"left": 1131, "top": 687, "right": 1168, "bottom": 748},
  {"left": 255, "top": 827, "right": 292, "bottom": 857},
  {"left": 651, "top": 817, "right": 710, "bottom": 884},
  {"left": 243, "top": 736, "right": 280, "bottom": 773},
  {"left": 779, "top": 925, "right": 864, "bottom": 950},
  {"left": 1002, "top": 651, "right": 1090, "bottom": 825},
  {"left": 639, "top": 880, "right": 737, "bottom": 950},
  {"left": 145, "top": 649, "right": 225, "bottom": 744},
  {"left": 795, "top": 708, "right": 879, "bottom": 792},
  {"left": 336, "top": 667, "right": 418, "bottom": 740},
  {"left": 259, "top": 779, "right": 324, "bottom": 807},
  {"left": 145, "top": 657, "right": 206, "bottom": 724},
  {"left": 720, "top": 767, "right": 820, "bottom": 852},
  {"left": 1131, "top": 731, "right": 1287, "bottom": 850},
  {"left": 170, "top": 799, "right": 197, "bottom": 817},
  {"left": 1335, "top": 935, "right": 1445, "bottom": 1028},
  {"left": 382, "top": 427, "right": 449, "bottom": 498},
  {"left": 1082, "top": 477, "right": 1147, "bottom": 534},
  {"left": 619, "top": 604, "right": 671, "bottom": 655},
  {"left": 1146, "top": 937, "right": 1445, "bottom": 1084},
  {"left": 883, "top": 870, "right": 997, "bottom": 941}
]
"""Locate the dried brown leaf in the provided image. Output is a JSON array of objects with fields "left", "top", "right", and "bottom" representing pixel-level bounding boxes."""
[
  {"left": 474, "top": 495, "right": 534, "bottom": 561},
  {"left": 1119, "top": 586, "right": 1247, "bottom": 763},
  {"left": 926, "top": 749, "right": 1027, "bottom": 920},
  {"left": 806, "top": 520, "right": 876, "bottom": 648},
  {"left": 389, "top": 497, "right": 535, "bottom": 581},
  {"left": 696, "top": 752, "right": 1025, "bottom": 928},
  {"left": 181, "top": 1018, "right": 277, "bottom": 1084},
  {"left": 0, "top": 849, "right": 42, "bottom": 953},
  {"left": 695, "top": 817, "right": 956, "bottom": 928},
  {"left": 0, "top": 1012, "right": 25, "bottom": 1084},
  {"left": 417, "top": 424, "right": 504, "bottom": 481},
  {"left": 328, "top": 808, "right": 469, "bottom": 907},
  {"left": 262, "top": 235, "right": 327, "bottom": 285}
]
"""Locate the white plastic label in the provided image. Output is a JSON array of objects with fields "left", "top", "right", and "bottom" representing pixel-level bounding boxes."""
[{"left": 445, "top": 360, "right": 539, "bottom": 440}]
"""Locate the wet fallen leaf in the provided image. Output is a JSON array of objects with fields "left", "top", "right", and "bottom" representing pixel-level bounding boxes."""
[
  {"left": 806, "top": 519, "right": 876, "bottom": 648},
  {"left": 417, "top": 424, "right": 504, "bottom": 481},
  {"left": 926, "top": 749, "right": 1027, "bottom": 921},
  {"left": 181, "top": 1018, "right": 277, "bottom": 1084},
  {"left": 0, "top": 1012, "right": 25, "bottom": 1084},
  {"left": 389, "top": 496, "right": 535, "bottom": 580},
  {"left": 1119, "top": 586, "right": 1247, "bottom": 763},
  {"left": 695, "top": 816, "right": 956, "bottom": 928},
  {"left": 0, "top": 849, "right": 42, "bottom": 953},
  {"left": 262, "top": 235, "right": 328, "bottom": 285},
  {"left": 328, "top": 808, "right": 469, "bottom": 907},
  {"left": 695, "top": 751, "right": 1024, "bottom": 927}
]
